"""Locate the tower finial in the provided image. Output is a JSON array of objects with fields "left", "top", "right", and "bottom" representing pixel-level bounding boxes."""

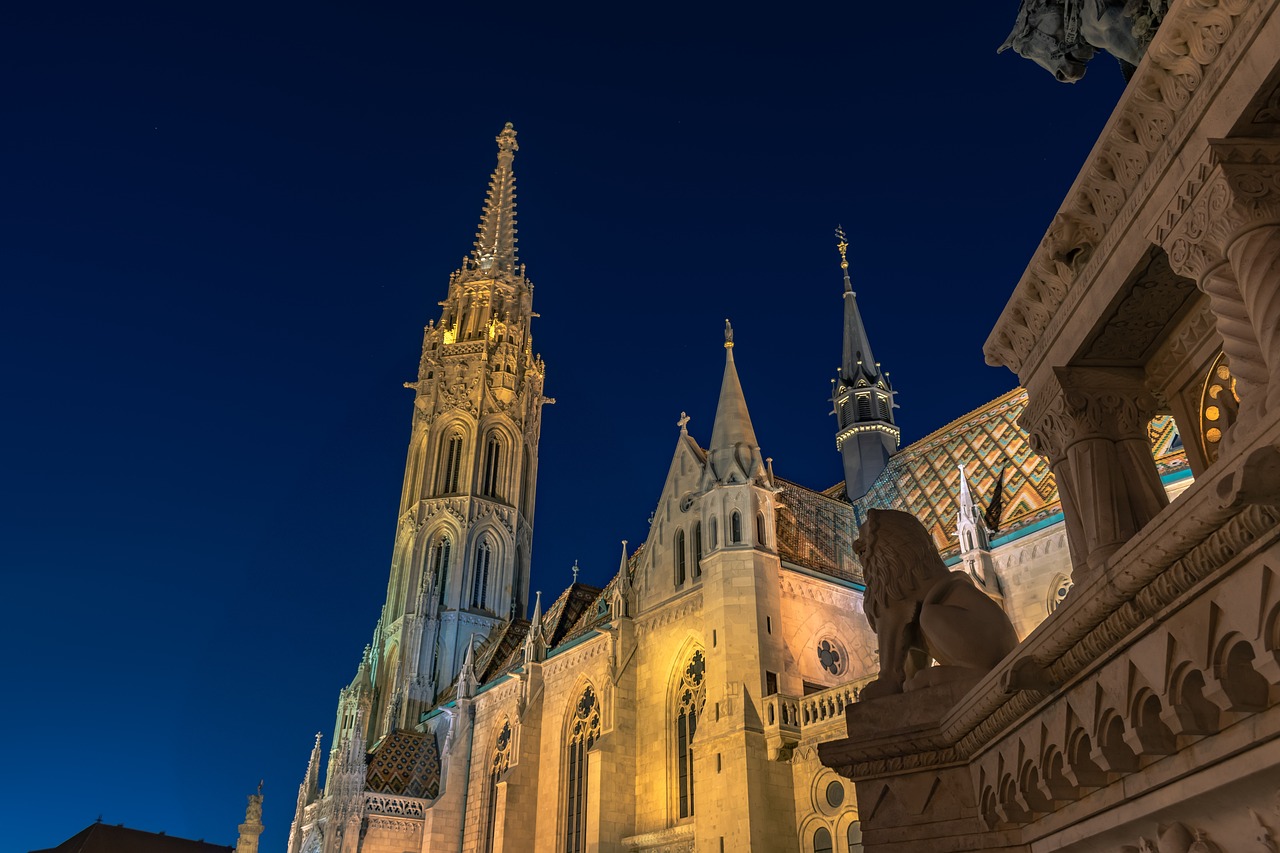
[
  {"left": 571, "top": 560, "right": 580, "bottom": 583},
  {"left": 471, "top": 123, "right": 519, "bottom": 274},
  {"left": 677, "top": 411, "right": 690, "bottom": 433},
  {"left": 724, "top": 319, "right": 734, "bottom": 349},
  {"left": 835, "top": 225, "right": 853, "bottom": 294}
]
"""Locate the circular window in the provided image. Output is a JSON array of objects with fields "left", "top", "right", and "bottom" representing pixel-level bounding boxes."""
[
  {"left": 816, "top": 639, "right": 846, "bottom": 676},
  {"left": 825, "top": 780, "right": 845, "bottom": 809},
  {"left": 1047, "top": 575, "right": 1073, "bottom": 614}
]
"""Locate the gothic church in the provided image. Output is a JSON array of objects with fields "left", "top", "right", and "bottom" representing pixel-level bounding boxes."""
[{"left": 285, "top": 123, "right": 1190, "bottom": 853}]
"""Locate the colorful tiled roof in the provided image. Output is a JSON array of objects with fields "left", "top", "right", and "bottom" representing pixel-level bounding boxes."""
[
  {"left": 774, "top": 478, "right": 862, "bottom": 583},
  {"left": 366, "top": 729, "right": 440, "bottom": 799},
  {"left": 851, "top": 388, "right": 1188, "bottom": 553}
]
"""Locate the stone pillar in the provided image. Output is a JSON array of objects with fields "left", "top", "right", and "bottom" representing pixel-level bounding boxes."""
[
  {"left": 235, "top": 788, "right": 265, "bottom": 853},
  {"left": 1163, "top": 139, "right": 1280, "bottom": 434},
  {"left": 1020, "top": 367, "right": 1166, "bottom": 581}
]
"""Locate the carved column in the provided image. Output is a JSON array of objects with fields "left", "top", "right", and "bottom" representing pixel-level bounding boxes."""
[
  {"left": 1021, "top": 367, "right": 1167, "bottom": 582},
  {"left": 1162, "top": 140, "right": 1280, "bottom": 434}
]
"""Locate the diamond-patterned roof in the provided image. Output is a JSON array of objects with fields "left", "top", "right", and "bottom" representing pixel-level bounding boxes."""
[
  {"left": 851, "top": 388, "right": 1188, "bottom": 553},
  {"left": 365, "top": 729, "right": 440, "bottom": 799}
]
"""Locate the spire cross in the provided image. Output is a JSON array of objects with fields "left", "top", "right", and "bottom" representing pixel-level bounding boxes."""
[
  {"left": 724, "top": 319, "right": 734, "bottom": 349},
  {"left": 677, "top": 411, "right": 690, "bottom": 432},
  {"left": 571, "top": 560, "right": 579, "bottom": 583}
]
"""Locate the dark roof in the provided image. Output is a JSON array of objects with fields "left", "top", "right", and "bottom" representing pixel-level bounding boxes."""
[
  {"left": 774, "top": 476, "right": 864, "bottom": 584},
  {"left": 31, "top": 823, "right": 233, "bottom": 853}
]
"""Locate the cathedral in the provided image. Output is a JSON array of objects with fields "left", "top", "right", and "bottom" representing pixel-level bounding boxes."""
[{"left": 284, "top": 122, "right": 1192, "bottom": 853}]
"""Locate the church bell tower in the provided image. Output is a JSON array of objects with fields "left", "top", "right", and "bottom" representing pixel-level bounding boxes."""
[
  {"left": 830, "top": 227, "right": 899, "bottom": 501},
  {"left": 353, "top": 123, "right": 550, "bottom": 742}
]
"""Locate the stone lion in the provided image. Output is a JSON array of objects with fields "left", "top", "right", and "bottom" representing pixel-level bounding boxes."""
[{"left": 855, "top": 509, "right": 1019, "bottom": 699}]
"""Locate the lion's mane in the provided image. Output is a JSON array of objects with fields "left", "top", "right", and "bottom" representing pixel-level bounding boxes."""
[{"left": 855, "top": 508, "right": 951, "bottom": 626}]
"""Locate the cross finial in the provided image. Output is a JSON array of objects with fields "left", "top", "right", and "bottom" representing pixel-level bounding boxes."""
[
  {"left": 677, "top": 411, "right": 690, "bottom": 432},
  {"left": 571, "top": 560, "right": 579, "bottom": 583},
  {"left": 724, "top": 319, "right": 734, "bottom": 349},
  {"left": 835, "top": 225, "right": 849, "bottom": 270}
]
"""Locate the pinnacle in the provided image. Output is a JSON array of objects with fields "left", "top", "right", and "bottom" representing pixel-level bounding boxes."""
[
  {"left": 471, "top": 123, "right": 519, "bottom": 275},
  {"left": 706, "top": 321, "right": 764, "bottom": 485}
]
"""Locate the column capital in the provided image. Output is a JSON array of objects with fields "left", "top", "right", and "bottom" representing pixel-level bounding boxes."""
[{"left": 1020, "top": 367, "right": 1160, "bottom": 462}]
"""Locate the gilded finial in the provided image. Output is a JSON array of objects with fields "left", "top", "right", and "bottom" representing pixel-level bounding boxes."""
[
  {"left": 724, "top": 319, "right": 734, "bottom": 348},
  {"left": 835, "top": 225, "right": 854, "bottom": 294},
  {"left": 835, "top": 225, "right": 849, "bottom": 270}
]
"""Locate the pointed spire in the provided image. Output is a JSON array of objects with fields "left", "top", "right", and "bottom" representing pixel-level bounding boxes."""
[
  {"left": 458, "top": 635, "right": 478, "bottom": 700},
  {"left": 524, "top": 592, "right": 545, "bottom": 664},
  {"left": 707, "top": 321, "right": 765, "bottom": 485},
  {"left": 301, "top": 733, "right": 322, "bottom": 804},
  {"left": 835, "top": 229, "right": 880, "bottom": 384},
  {"left": 955, "top": 464, "right": 991, "bottom": 552},
  {"left": 471, "top": 123, "right": 519, "bottom": 276}
]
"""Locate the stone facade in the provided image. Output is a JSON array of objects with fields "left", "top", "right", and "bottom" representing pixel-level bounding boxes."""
[
  {"left": 821, "top": 1, "right": 1280, "bottom": 850},
  {"left": 284, "top": 114, "right": 1196, "bottom": 853}
]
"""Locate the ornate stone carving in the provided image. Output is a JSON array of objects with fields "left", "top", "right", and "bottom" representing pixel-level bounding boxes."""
[
  {"left": 986, "top": 0, "right": 1258, "bottom": 377},
  {"left": 1078, "top": 251, "right": 1197, "bottom": 364},
  {"left": 854, "top": 509, "right": 1018, "bottom": 699},
  {"left": 1020, "top": 367, "right": 1167, "bottom": 576}
]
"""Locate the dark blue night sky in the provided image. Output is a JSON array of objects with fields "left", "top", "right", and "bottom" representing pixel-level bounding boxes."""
[{"left": 2, "top": 4, "right": 1124, "bottom": 851}]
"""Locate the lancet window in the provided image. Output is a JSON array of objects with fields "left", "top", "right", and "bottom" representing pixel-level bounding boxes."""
[
  {"left": 709, "top": 517, "right": 718, "bottom": 549},
  {"left": 674, "top": 649, "right": 706, "bottom": 819},
  {"left": 431, "top": 535, "right": 452, "bottom": 606},
  {"left": 675, "top": 529, "right": 686, "bottom": 586},
  {"left": 730, "top": 511, "right": 742, "bottom": 544},
  {"left": 693, "top": 522, "right": 702, "bottom": 578},
  {"left": 756, "top": 512, "right": 766, "bottom": 547},
  {"left": 564, "top": 686, "right": 601, "bottom": 853},
  {"left": 472, "top": 539, "right": 492, "bottom": 610},
  {"left": 440, "top": 433, "right": 464, "bottom": 494},
  {"left": 483, "top": 720, "right": 513, "bottom": 853},
  {"left": 482, "top": 435, "right": 502, "bottom": 498}
]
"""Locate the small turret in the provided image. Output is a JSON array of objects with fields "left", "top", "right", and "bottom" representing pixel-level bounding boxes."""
[
  {"left": 523, "top": 592, "right": 546, "bottom": 664},
  {"left": 457, "top": 637, "right": 478, "bottom": 700},
  {"left": 956, "top": 464, "right": 1002, "bottom": 599}
]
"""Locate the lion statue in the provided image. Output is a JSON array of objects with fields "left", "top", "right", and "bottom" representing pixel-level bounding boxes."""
[{"left": 855, "top": 509, "right": 1019, "bottom": 699}]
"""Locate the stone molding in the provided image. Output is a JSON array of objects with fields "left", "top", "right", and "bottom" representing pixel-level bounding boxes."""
[
  {"left": 621, "top": 822, "right": 695, "bottom": 852},
  {"left": 364, "top": 816, "right": 423, "bottom": 836},
  {"left": 363, "top": 793, "right": 427, "bottom": 818},
  {"left": 984, "top": 0, "right": 1259, "bottom": 378},
  {"left": 634, "top": 591, "right": 703, "bottom": 637}
]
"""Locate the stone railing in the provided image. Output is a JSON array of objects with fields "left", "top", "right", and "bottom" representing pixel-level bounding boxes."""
[
  {"left": 765, "top": 676, "right": 876, "bottom": 737},
  {"left": 764, "top": 693, "right": 801, "bottom": 730},
  {"left": 364, "top": 793, "right": 428, "bottom": 818}
]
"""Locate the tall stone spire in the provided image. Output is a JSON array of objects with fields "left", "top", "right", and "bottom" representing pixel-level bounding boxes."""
[
  {"left": 830, "top": 228, "right": 899, "bottom": 501},
  {"left": 471, "top": 122, "right": 519, "bottom": 276},
  {"left": 706, "top": 320, "right": 767, "bottom": 486}
]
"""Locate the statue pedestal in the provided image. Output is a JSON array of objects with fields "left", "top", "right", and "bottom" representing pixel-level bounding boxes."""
[{"left": 819, "top": 681, "right": 1027, "bottom": 853}]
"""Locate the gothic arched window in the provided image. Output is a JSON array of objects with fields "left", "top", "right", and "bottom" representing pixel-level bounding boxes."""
[
  {"left": 472, "top": 539, "right": 492, "bottom": 610},
  {"left": 483, "top": 720, "right": 513, "bottom": 853},
  {"left": 756, "top": 512, "right": 767, "bottom": 547},
  {"left": 440, "top": 432, "right": 464, "bottom": 495},
  {"left": 709, "top": 517, "right": 718, "bottom": 549},
  {"left": 675, "top": 529, "right": 686, "bottom": 586},
  {"left": 674, "top": 650, "right": 706, "bottom": 819},
  {"left": 693, "top": 523, "right": 703, "bottom": 578},
  {"left": 432, "top": 535, "right": 452, "bottom": 606},
  {"left": 730, "top": 511, "right": 742, "bottom": 544},
  {"left": 482, "top": 435, "right": 502, "bottom": 498},
  {"left": 564, "top": 686, "right": 601, "bottom": 853}
]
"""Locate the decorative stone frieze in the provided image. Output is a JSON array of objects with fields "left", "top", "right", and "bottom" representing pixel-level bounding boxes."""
[
  {"left": 1020, "top": 366, "right": 1167, "bottom": 577},
  {"left": 985, "top": 0, "right": 1259, "bottom": 378}
]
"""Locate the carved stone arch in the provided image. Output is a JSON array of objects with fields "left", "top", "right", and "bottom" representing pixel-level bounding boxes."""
[
  {"left": 996, "top": 769, "right": 1027, "bottom": 824},
  {"left": 796, "top": 813, "right": 835, "bottom": 853},
  {"left": 1016, "top": 756, "right": 1053, "bottom": 816},
  {"left": 1162, "top": 661, "right": 1220, "bottom": 736},
  {"left": 467, "top": 523, "right": 508, "bottom": 614},
  {"left": 477, "top": 414, "right": 521, "bottom": 499},
  {"left": 1093, "top": 708, "right": 1139, "bottom": 774},
  {"left": 560, "top": 677, "right": 602, "bottom": 852},
  {"left": 423, "top": 519, "right": 463, "bottom": 604},
  {"left": 1063, "top": 724, "right": 1106, "bottom": 789},
  {"left": 667, "top": 638, "right": 707, "bottom": 822},
  {"left": 431, "top": 413, "right": 474, "bottom": 496},
  {"left": 1207, "top": 631, "right": 1270, "bottom": 712}
]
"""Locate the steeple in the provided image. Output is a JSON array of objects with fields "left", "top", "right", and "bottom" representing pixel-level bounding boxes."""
[
  {"left": 706, "top": 320, "right": 766, "bottom": 486},
  {"left": 471, "top": 122, "right": 519, "bottom": 276},
  {"left": 523, "top": 591, "right": 545, "bottom": 664},
  {"left": 836, "top": 227, "right": 880, "bottom": 386},
  {"left": 830, "top": 228, "right": 900, "bottom": 501}
]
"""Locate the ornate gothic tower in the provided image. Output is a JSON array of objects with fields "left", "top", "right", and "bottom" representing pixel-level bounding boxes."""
[
  {"left": 829, "top": 227, "right": 898, "bottom": 500},
  {"left": 347, "top": 122, "right": 549, "bottom": 745}
]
